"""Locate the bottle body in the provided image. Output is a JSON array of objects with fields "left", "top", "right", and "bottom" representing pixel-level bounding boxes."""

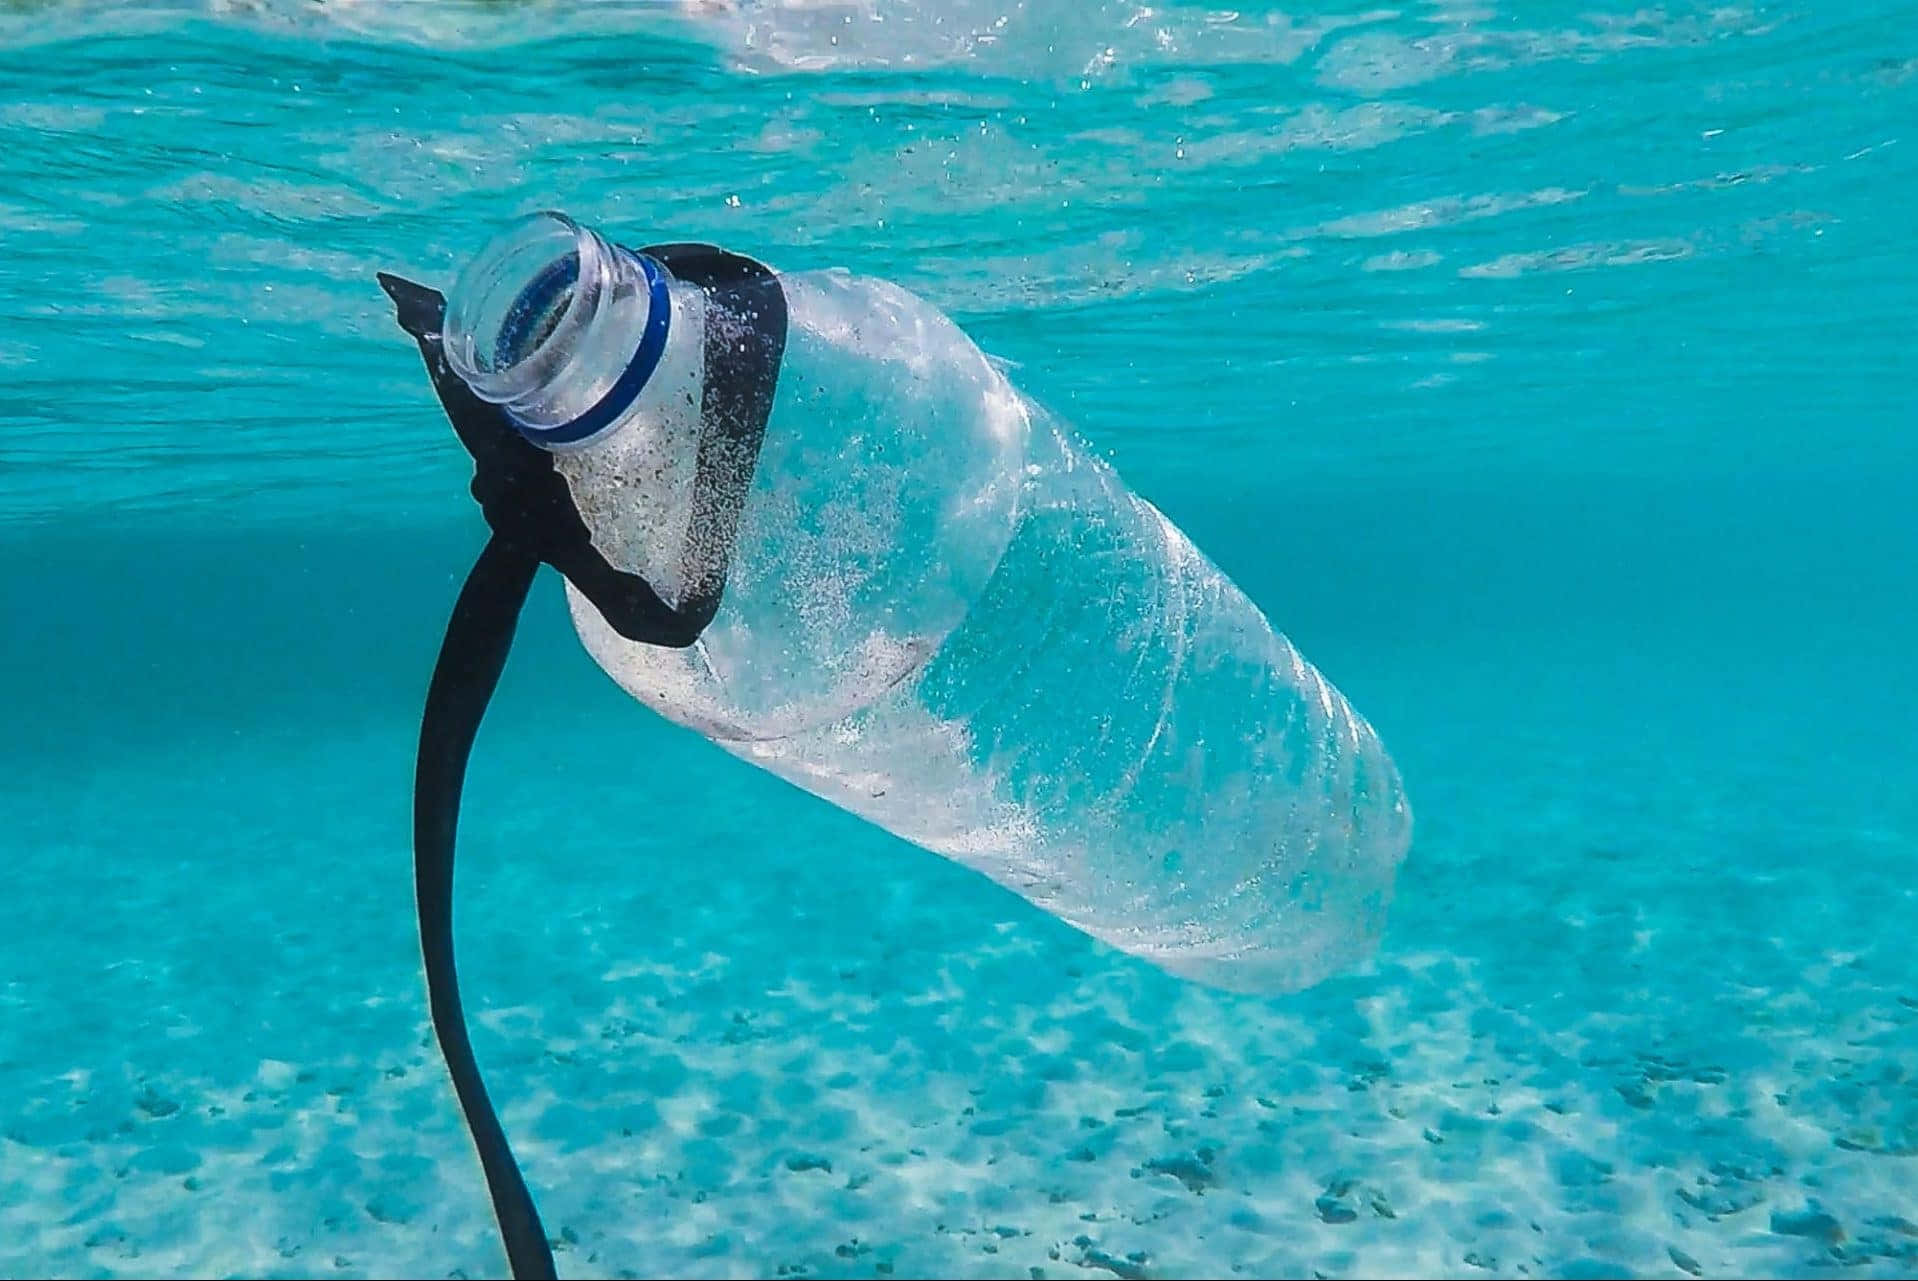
[{"left": 558, "top": 265, "right": 1412, "bottom": 995}]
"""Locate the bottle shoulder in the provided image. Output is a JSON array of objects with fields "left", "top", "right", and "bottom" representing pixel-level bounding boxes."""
[{"left": 774, "top": 270, "right": 981, "bottom": 365}]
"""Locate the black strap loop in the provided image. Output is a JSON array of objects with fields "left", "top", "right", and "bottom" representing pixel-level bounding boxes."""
[{"left": 377, "top": 247, "right": 785, "bottom": 647}]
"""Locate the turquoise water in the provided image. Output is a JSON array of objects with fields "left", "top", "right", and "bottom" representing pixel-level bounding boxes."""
[{"left": 3, "top": 1, "right": 1915, "bottom": 1277}]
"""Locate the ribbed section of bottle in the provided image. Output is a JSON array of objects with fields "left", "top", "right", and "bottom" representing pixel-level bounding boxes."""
[{"left": 725, "top": 410, "right": 1412, "bottom": 996}]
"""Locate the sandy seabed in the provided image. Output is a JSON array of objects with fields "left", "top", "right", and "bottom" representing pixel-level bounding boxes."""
[{"left": 4, "top": 637, "right": 1914, "bottom": 1281}]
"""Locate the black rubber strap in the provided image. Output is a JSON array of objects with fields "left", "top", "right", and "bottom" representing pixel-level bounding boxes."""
[{"left": 378, "top": 244, "right": 785, "bottom": 1281}]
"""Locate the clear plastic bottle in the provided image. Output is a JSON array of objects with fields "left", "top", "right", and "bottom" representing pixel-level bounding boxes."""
[{"left": 443, "top": 212, "right": 1412, "bottom": 994}]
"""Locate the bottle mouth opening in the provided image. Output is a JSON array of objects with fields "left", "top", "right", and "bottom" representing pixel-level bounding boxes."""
[
  {"left": 443, "top": 210, "right": 604, "bottom": 403},
  {"left": 497, "top": 254, "right": 578, "bottom": 370}
]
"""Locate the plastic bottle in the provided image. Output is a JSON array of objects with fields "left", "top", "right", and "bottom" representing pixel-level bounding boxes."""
[{"left": 441, "top": 211, "right": 1411, "bottom": 994}]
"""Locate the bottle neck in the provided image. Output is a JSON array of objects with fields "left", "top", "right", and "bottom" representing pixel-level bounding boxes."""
[{"left": 442, "top": 211, "right": 678, "bottom": 451}]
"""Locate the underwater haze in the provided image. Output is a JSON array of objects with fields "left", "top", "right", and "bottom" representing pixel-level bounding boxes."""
[{"left": 3, "top": 1, "right": 1916, "bottom": 1277}]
